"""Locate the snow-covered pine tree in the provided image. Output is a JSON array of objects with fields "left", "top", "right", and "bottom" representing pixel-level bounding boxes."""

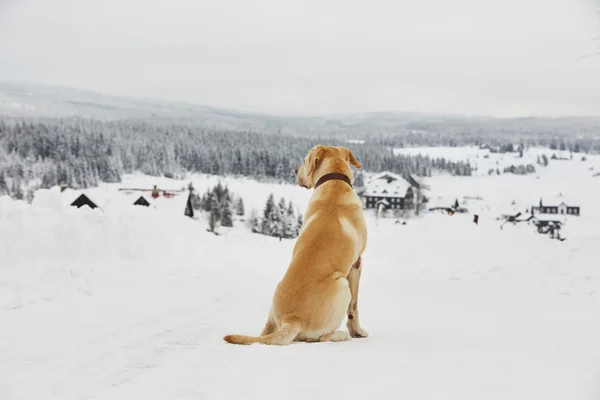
[
  {"left": 221, "top": 201, "right": 233, "bottom": 227},
  {"left": 202, "top": 190, "right": 212, "bottom": 212},
  {"left": 11, "top": 179, "right": 23, "bottom": 200},
  {"left": 232, "top": 149, "right": 243, "bottom": 175},
  {"left": 284, "top": 201, "right": 295, "bottom": 238},
  {"left": 261, "top": 194, "right": 276, "bottom": 234},
  {"left": 187, "top": 182, "right": 202, "bottom": 210},
  {"left": 249, "top": 209, "right": 260, "bottom": 233},
  {"left": 209, "top": 193, "right": 221, "bottom": 223},
  {"left": 236, "top": 197, "right": 245, "bottom": 216},
  {"left": 191, "top": 192, "right": 202, "bottom": 210},
  {"left": 275, "top": 163, "right": 286, "bottom": 182},
  {"left": 25, "top": 187, "right": 36, "bottom": 203},
  {"left": 0, "top": 172, "right": 8, "bottom": 196},
  {"left": 276, "top": 197, "right": 287, "bottom": 238}
]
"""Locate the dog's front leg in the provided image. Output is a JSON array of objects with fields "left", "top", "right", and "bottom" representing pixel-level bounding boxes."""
[{"left": 346, "top": 257, "right": 369, "bottom": 338}]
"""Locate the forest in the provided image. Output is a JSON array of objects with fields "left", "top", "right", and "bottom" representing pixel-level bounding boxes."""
[{"left": 0, "top": 117, "right": 476, "bottom": 200}]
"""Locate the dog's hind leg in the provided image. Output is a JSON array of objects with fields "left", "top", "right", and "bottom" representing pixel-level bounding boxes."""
[
  {"left": 260, "top": 309, "right": 277, "bottom": 336},
  {"left": 346, "top": 257, "right": 369, "bottom": 338}
]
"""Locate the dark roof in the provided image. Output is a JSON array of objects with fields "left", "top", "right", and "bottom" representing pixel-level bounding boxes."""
[
  {"left": 133, "top": 196, "right": 150, "bottom": 207},
  {"left": 70, "top": 194, "right": 97, "bottom": 209}
]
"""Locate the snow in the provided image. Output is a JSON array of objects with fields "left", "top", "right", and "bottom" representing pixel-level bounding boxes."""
[
  {"left": 1, "top": 150, "right": 600, "bottom": 399},
  {"left": 394, "top": 145, "right": 600, "bottom": 177},
  {"left": 363, "top": 171, "right": 411, "bottom": 198}
]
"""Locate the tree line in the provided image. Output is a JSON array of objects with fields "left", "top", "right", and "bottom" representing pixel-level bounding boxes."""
[{"left": 0, "top": 118, "right": 475, "bottom": 200}]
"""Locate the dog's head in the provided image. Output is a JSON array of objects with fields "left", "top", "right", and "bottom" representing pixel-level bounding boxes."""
[{"left": 295, "top": 145, "right": 361, "bottom": 189}]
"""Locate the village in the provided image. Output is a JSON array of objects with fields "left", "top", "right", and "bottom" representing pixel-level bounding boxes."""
[{"left": 54, "top": 156, "right": 585, "bottom": 244}]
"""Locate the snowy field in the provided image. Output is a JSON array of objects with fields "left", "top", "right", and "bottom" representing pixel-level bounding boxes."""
[
  {"left": 1, "top": 147, "right": 600, "bottom": 399},
  {"left": 394, "top": 145, "right": 597, "bottom": 176}
]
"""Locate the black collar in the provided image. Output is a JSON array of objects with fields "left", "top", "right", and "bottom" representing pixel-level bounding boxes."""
[{"left": 315, "top": 173, "right": 353, "bottom": 189}]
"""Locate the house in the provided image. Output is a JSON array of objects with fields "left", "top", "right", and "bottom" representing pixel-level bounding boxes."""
[
  {"left": 70, "top": 194, "right": 98, "bottom": 209},
  {"left": 532, "top": 198, "right": 580, "bottom": 216},
  {"left": 360, "top": 172, "right": 415, "bottom": 210},
  {"left": 133, "top": 196, "right": 151, "bottom": 207}
]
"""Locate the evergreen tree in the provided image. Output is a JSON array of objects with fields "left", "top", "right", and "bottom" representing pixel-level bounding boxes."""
[
  {"left": 282, "top": 200, "right": 295, "bottom": 238},
  {"left": 250, "top": 210, "right": 260, "bottom": 233},
  {"left": 209, "top": 193, "right": 221, "bottom": 223},
  {"left": 0, "top": 173, "right": 8, "bottom": 196},
  {"left": 221, "top": 201, "right": 233, "bottom": 227},
  {"left": 276, "top": 197, "right": 287, "bottom": 238},
  {"left": 236, "top": 197, "right": 245, "bottom": 216},
  {"left": 11, "top": 179, "right": 23, "bottom": 200},
  {"left": 25, "top": 187, "right": 36, "bottom": 203},
  {"left": 188, "top": 182, "right": 202, "bottom": 210},
  {"left": 201, "top": 191, "right": 211, "bottom": 212},
  {"left": 208, "top": 210, "right": 218, "bottom": 233},
  {"left": 261, "top": 194, "right": 276, "bottom": 234}
]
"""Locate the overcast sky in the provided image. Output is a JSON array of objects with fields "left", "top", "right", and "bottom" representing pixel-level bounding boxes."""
[{"left": 0, "top": 0, "right": 598, "bottom": 117}]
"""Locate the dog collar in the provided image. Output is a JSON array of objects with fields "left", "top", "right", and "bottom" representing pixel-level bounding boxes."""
[{"left": 315, "top": 173, "right": 353, "bottom": 189}]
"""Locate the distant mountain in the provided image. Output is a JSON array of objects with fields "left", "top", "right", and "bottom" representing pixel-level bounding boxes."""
[
  {"left": 0, "top": 81, "right": 293, "bottom": 132},
  {"left": 1, "top": 81, "right": 599, "bottom": 139}
]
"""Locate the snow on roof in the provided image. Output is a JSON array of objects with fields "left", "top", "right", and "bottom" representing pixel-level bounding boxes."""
[{"left": 363, "top": 171, "right": 412, "bottom": 198}]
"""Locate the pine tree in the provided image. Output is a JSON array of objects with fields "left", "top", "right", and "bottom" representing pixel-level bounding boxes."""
[
  {"left": 11, "top": 179, "right": 23, "bottom": 200},
  {"left": 250, "top": 209, "right": 260, "bottom": 233},
  {"left": 261, "top": 194, "right": 276, "bottom": 234},
  {"left": 208, "top": 211, "right": 218, "bottom": 233},
  {"left": 284, "top": 201, "right": 295, "bottom": 238},
  {"left": 236, "top": 197, "right": 245, "bottom": 216},
  {"left": 0, "top": 172, "right": 8, "bottom": 196},
  {"left": 275, "top": 163, "right": 286, "bottom": 182},
  {"left": 209, "top": 193, "right": 221, "bottom": 224},
  {"left": 221, "top": 201, "right": 233, "bottom": 227},
  {"left": 191, "top": 192, "right": 202, "bottom": 210},
  {"left": 25, "top": 187, "right": 36, "bottom": 203},
  {"left": 202, "top": 191, "right": 213, "bottom": 212},
  {"left": 276, "top": 197, "right": 287, "bottom": 238}
]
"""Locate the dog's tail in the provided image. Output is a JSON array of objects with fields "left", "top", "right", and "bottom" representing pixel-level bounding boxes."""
[{"left": 223, "top": 321, "right": 301, "bottom": 346}]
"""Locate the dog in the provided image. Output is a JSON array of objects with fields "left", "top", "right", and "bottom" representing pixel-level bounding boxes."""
[{"left": 224, "top": 145, "right": 368, "bottom": 345}]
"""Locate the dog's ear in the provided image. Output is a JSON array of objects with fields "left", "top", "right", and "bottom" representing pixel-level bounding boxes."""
[
  {"left": 306, "top": 146, "right": 325, "bottom": 179},
  {"left": 340, "top": 147, "right": 361, "bottom": 169}
]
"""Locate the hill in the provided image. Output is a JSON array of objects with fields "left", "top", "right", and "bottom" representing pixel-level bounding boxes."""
[{"left": 2, "top": 81, "right": 600, "bottom": 141}]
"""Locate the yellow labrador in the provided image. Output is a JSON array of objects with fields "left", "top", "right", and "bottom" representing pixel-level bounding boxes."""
[{"left": 224, "top": 145, "right": 368, "bottom": 345}]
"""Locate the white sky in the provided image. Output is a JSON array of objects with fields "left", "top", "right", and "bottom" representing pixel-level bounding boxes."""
[{"left": 0, "top": 0, "right": 599, "bottom": 117}]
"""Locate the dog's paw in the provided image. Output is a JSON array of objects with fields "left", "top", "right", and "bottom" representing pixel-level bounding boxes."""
[{"left": 348, "top": 325, "right": 369, "bottom": 338}]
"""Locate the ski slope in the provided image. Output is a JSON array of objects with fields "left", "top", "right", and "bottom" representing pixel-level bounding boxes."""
[{"left": 1, "top": 161, "right": 600, "bottom": 399}]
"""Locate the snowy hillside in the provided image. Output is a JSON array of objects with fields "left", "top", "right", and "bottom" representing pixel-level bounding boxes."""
[
  {"left": 394, "top": 145, "right": 597, "bottom": 175},
  {"left": 1, "top": 162, "right": 600, "bottom": 399},
  {"left": 0, "top": 82, "right": 287, "bottom": 131}
]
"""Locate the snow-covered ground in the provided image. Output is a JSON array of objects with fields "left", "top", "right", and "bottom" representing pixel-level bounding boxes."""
[
  {"left": 1, "top": 149, "right": 600, "bottom": 399},
  {"left": 394, "top": 145, "right": 597, "bottom": 176}
]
